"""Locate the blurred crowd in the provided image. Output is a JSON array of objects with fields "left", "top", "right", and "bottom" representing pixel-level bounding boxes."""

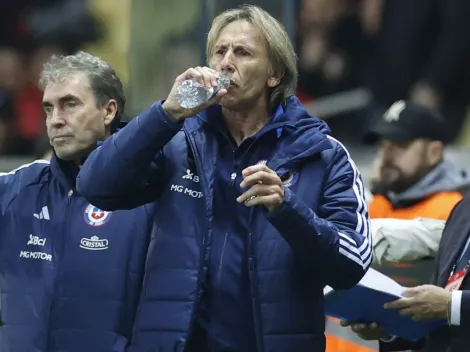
[
  {"left": 296, "top": 0, "right": 470, "bottom": 146},
  {"left": 1, "top": 0, "right": 470, "bottom": 157},
  {"left": 0, "top": 0, "right": 101, "bottom": 158}
]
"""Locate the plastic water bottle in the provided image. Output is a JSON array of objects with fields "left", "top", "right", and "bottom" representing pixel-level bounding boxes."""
[{"left": 176, "top": 72, "right": 231, "bottom": 109}]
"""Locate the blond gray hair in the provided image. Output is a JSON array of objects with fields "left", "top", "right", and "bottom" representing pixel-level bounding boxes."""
[
  {"left": 39, "top": 51, "right": 125, "bottom": 131},
  {"left": 206, "top": 4, "right": 298, "bottom": 111}
]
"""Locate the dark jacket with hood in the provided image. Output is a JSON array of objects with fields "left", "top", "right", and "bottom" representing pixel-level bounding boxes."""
[
  {"left": 0, "top": 153, "right": 154, "bottom": 351},
  {"left": 77, "top": 96, "right": 372, "bottom": 352}
]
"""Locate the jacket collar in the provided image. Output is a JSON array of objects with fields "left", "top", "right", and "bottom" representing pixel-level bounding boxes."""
[
  {"left": 184, "top": 95, "right": 334, "bottom": 171},
  {"left": 49, "top": 124, "right": 129, "bottom": 191},
  {"left": 50, "top": 153, "right": 80, "bottom": 191}
]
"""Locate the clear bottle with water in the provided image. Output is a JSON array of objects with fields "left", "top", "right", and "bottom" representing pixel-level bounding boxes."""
[{"left": 176, "top": 72, "right": 230, "bottom": 109}]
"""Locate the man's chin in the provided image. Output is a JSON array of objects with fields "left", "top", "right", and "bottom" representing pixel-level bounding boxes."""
[
  {"left": 219, "top": 96, "right": 256, "bottom": 112},
  {"left": 382, "top": 182, "right": 411, "bottom": 195},
  {"left": 219, "top": 95, "right": 236, "bottom": 107},
  {"left": 53, "top": 147, "right": 79, "bottom": 161}
]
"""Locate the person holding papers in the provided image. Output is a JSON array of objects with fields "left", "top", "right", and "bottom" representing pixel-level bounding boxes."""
[
  {"left": 344, "top": 195, "right": 470, "bottom": 351},
  {"left": 326, "top": 100, "right": 465, "bottom": 352}
]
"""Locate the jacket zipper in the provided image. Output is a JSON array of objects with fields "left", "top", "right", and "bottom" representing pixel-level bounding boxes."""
[
  {"left": 217, "top": 172, "right": 237, "bottom": 284},
  {"left": 247, "top": 230, "right": 263, "bottom": 352},
  {"left": 183, "top": 130, "right": 211, "bottom": 348},
  {"left": 229, "top": 172, "right": 236, "bottom": 186},
  {"left": 246, "top": 158, "right": 291, "bottom": 352},
  {"left": 236, "top": 142, "right": 265, "bottom": 352},
  {"left": 229, "top": 139, "right": 274, "bottom": 352},
  {"left": 46, "top": 189, "right": 74, "bottom": 350}
]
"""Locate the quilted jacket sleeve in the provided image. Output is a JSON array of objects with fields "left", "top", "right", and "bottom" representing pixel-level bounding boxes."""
[
  {"left": 0, "top": 160, "right": 50, "bottom": 214},
  {"left": 77, "top": 101, "right": 183, "bottom": 210},
  {"left": 265, "top": 137, "right": 372, "bottom": 289}
]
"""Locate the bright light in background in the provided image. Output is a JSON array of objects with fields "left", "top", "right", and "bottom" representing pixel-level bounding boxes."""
[{"left": 84, "top": 0, "right": 131, "bottom": 85}]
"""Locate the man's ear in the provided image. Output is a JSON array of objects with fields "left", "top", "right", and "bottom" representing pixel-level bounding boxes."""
[
  {"left": 427, "top": 140, "right": 444, "bottom": 165},
  {"left": 267, "top": 77, "right": 281, "bottom": 88},
  {"left": 103, "top": 99, "right": 118, "bottom": 127},
  {"left": 267, "top": 67, "right": 284, "bottom": 88}
]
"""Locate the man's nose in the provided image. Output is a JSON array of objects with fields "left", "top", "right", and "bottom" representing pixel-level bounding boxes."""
[
  {"left": 49, "top": 110, "right": 66, "bottom": 127},
  {"left": 220, "top": 52, "right": 235, "bottom": 73},
  {"left": 381, "top": 148, "right": 398, "bottom": 164}
]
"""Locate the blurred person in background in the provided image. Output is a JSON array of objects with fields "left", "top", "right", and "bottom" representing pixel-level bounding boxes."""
[
  {"left": 296, "top": 0, "right": 364, "bottom": 100},
  {"left": 361, "top": 0, "right": 470, "bottom": 143},
  {"left": 343, "top": 192, "right": 470, "bottom": 352},
  {"left": 295, "top": 0, "right": 366, "bottom": 143},
  {"left": 365, "top": 100, "right": 468, "bottom": 284},
  {"left": 296, "top": 0, "right": 470, "bottom": 145},
  {"left": 365, "top": 100, "right": 469, "bottom": 221},
  {"left": 77, "top": 5, "right": 372, "bottom": 352},
  {"left": 326, "top": 218, "right": 447, "bottom": 352},
  {"left": 0, "top": 0, "right": 101, "bottom": 156},
  {"left": 325, "top": 100, "right": 468, "bottom": 352},
  {"left": 0, "top": 51, "right": 154, "bottom": 351}
]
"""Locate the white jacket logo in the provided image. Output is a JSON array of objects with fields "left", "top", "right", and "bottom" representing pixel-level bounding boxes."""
[
  {"left": 80, "top": 236, "right": 108, "bottom": 250},
  {"left": 170, "top": 169, "right": 203, "bottom": 198},
  {"left": 182, "top": 169, "right": 199, "bottom": 183},
  {"left": 33, "top": 206, "right": 50, "bottom": 220},
  {"left": 20, "top": 234, "right": 51, "bottom": 261},
  {"left": 384, "top": 100, "right": 405, "bottom": 122},
  {"left": 27, "top": 234, "right": 46, "bottom": 246}
]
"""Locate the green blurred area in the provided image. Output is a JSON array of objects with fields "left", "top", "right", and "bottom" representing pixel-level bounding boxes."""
[{"left": 85, "top": 0, "right": 203, "bottom": 116}]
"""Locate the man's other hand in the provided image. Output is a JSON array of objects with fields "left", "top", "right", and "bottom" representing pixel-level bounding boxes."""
[{"left": 340, "top": 320, "right": 388, "bottom": 340}]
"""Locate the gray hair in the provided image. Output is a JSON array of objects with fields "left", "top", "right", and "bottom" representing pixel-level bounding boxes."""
[
  {"left": 38, "top": 51, "right": 125, "bottom": 131},
  {"left": 207, "top": 5, "right": 298, "bottom": 112}
]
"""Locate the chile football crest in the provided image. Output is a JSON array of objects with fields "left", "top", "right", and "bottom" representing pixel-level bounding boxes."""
[
  {"left": 84, "top": 204, "right": 112, "bottom": 227},
  {"left": 256, "top": 160, "right": 299, "bottom": 187},
  {"left": 280, "top": 171, "right": 299, "bottom": 187}
]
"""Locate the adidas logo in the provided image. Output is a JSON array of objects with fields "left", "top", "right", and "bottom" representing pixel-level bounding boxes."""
[{"left": 33, "top": 206, "right": 50, "bottom": 220}]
